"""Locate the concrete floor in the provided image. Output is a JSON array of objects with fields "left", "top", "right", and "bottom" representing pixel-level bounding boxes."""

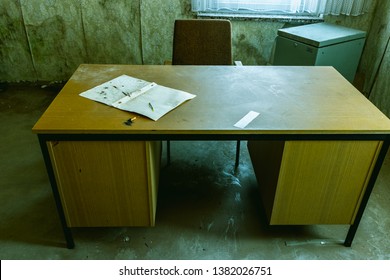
[{"left": 1, "top": 84, "right": 389, "bottom": 260}]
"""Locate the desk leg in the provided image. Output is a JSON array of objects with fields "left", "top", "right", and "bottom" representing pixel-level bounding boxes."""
[
  {"left": 38, "top": 136, "right": 75, "bottom": 249},
  {"left": 344, "top": 140, "right": 390, "bottom": 247},
  {"left": 235, "top": 140, "right": 241, "bottom": 170},
  {"left": 167, "top": 140, "right": 171, "bottom": 165}
]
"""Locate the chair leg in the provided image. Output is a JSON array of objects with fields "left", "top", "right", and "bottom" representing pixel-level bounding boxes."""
[
  {"left": 235, "top": 140, "right": 240, "bottom": 170},
  {"left": 167, "top": 140, "right": 171, "bottom": 165}
]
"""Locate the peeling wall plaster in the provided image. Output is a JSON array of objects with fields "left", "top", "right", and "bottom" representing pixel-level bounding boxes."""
[
  {"left": 1, "top": 0, "right": 143, "bottom": 82},
  {"left": 0, "top": 0, "right": 378, "bottom": 81},
  {"left": 140, "top": 0, "right": 192, "bottom": 65},
  {"left": 363, "top": 0, "right": 390, "bottom": 117},
  {"left": 0, "top": 0, "right": 36, "bottom": 81},
  {"left": 80, "top": 0, "right": 142, "bottom": 65}
]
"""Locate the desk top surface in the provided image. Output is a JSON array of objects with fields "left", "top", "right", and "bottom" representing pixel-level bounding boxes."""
[{"left": 32, "top": 64, "right": 390, "bottom": 136}]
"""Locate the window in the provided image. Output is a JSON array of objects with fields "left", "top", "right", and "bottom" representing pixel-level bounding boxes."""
[{"left": 192, "top": 0, "right": 370, "bottom": 18}]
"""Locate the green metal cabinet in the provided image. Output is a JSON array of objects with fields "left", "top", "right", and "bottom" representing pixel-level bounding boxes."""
[{"left": 273, "top": 23, "right": 366, "bottom": 82}]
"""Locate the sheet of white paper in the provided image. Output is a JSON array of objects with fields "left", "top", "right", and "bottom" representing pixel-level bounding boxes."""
[
  {"left": 79, "top": 75, "right": 196, "bottom": 121},
  {"left": 116, "top": 84, "right": 196, "bottom": 121},
  {"left": 80, "top": 75, "right": 150, "bottom": 106},
  {"left": 234, "top": 111, "right": 260, "bottom": 129}
]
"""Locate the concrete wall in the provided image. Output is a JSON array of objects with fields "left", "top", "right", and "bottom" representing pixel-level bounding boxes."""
[
  {"left": 0, "top": 0, "right": 278, "bottom": 81},
  {"left": 0, "top": 0, "right": 376, "bottom": 79},
  {"left": 360, "top": 0, "right": 390, "bottom": 117},
  {"left": 1, "top": 0, "right": 388, "bottom": 117},
  {"left": 0, "top": 0, "right": 142, "bottom": 82}
]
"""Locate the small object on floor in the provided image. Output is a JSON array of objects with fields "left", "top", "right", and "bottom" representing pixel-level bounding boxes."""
[{"left": 285, "top": 239, "right": 344, "bottom": 247}]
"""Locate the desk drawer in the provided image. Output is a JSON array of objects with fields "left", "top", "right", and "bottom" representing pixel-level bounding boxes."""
[
  {"left": 248, "top": 140, "right": 382, "bottom": 225},
  {"left": 47, "top": 140, "right": 161, "bottom": 227}
]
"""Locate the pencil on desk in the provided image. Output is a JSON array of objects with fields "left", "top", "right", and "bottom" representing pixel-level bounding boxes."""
[{"left": 148, "top": 102, "right": 154, "bottom": 111}]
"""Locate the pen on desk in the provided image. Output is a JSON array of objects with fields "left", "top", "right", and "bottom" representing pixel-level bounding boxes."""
[
  {"left": 148, "top": 102, "right": 154, "bottom": 111},
  {"left": 124, "top": 117, "right": 137, "bottom": 126}
]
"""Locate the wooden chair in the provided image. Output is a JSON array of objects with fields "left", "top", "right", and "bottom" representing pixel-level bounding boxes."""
[
  {"left": 172, "top": 19, "right": 233, "bottom": 65},
  {"left": 167, "top": 19, "right": 241, "bottom": 169}
]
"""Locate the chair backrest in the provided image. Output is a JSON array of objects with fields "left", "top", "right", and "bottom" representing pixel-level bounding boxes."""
[{"left": 172, "top": 19, "right": 233, "bottom": 66}]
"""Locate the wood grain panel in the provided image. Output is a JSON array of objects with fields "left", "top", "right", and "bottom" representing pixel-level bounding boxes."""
[
  {"left": 271, "top": 141, "right": 382, "bottom": 224},
  {"left": 146, "top": 141, "right": 162, "bottom": 225},
  {"left": 248, "top": 140, "right": 382, "bottom": 225},
  {"left": 47, "top": 140, "right": 161, "bottom": 227}
]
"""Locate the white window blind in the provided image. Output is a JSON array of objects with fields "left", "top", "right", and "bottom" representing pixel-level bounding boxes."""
[
  {"left": 324, "top": 0, "right": 370, "bottom": 16},
  {"left": 192, "top": 0, "right": 370, "bottom": 17}
]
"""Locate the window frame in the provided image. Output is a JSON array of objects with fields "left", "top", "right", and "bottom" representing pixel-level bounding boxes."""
[{"left": 192, "top": 0, "right": 326, "bottom": 22}]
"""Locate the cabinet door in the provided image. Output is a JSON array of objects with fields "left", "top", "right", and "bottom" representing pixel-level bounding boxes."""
[
  {"left": 47, "top": 141, "right": 161, "bottom": 227},
  {"left": 273, "top": 36, "right": 318, "bottom": 66},
  {"left": 249, "top": 140, "right": 382, "bottom": 225}
]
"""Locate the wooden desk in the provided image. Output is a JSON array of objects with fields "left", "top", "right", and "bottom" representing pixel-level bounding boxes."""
[{"left": 33, "top": 64, "right": 390, "bottom": 248}]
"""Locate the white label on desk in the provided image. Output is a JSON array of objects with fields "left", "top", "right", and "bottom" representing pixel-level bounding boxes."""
[{"left": 234, "top": 111, "right": 260, "bottom": 129}]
